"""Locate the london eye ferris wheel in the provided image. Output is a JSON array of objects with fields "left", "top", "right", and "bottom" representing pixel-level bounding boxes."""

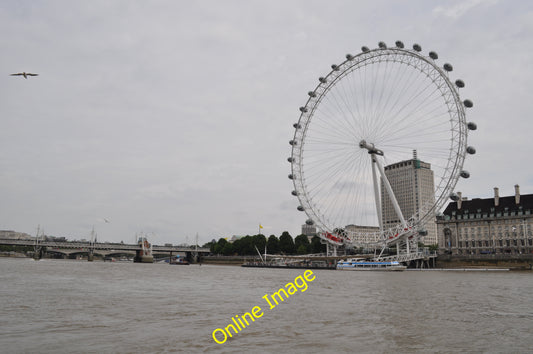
[{"left": 288, "top": 41, "right": 477, "bottom": 250}]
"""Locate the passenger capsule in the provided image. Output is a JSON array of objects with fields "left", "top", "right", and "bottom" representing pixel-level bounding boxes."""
[
  {"left": 450, "top": 193, "right": 459, "bottom": 201},
  {"left": 443, "top": 63, "right": 453, "bottom": 72},
  {"left": 331, "top": 64, "right": 339, "bottom": 71},
  {"left": 466, "top": 146, "right": 476, "bottom": 155},
  {"left": 308, "top": 91, "right": 316, "bottom": 98},
  {"left": 346, "top": 54, "right": 354, "bottom": 60},
  {"left": 413, "top": 44, "right": 422, "bottom": 52},
  {"left": 289, "top": 140, "right": 297, "bottom": 146},
  {"left": 297, "top": 205, "right": 305, "bottom": 211},
  {"left": 287, "top": 157, "right": 294, "bottom": 163},
  {"left": 460, "top": 170, "right": 470, "bottom": 178},
  {"left": 467, "top": 122, "right": 477, "bottom": 130},
  {"left": 299, "top": 106, "right": 308, "bottom": 113},
  {"left": 395, "top": 40, "right": 404, "bottom": 48},
  {"left": 429, "top": 51, "right": 438, "bottom": 60},
  {"left": 361, "top": 46, "right": 370, "bottom": 53},
  {"left": 288, "top": 174, "right": 294, "bottom": 180},
  {"left": 378, "top": 41, "right": 387, "bottom": 49},
  {"left": 455, "top": 79, "right": 465, "bottom": 88},
  {"left": 293, "top": 123, "right": 301, "bottom": 129},
  {"left": 291, "top": 190, "right": 299, "bottom": 196},
  {"left": 305, "top": 219, "right": 314, "bottom": 226},
  {"left": 463, "top": 99, "right": 473, "bottom": 108},
  {"left": 319, "top": 77, "right": 327, "bottom": 83}
]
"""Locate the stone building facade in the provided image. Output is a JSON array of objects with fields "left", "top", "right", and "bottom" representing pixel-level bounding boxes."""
[
  {"left": 344, "top": 224, "right": 380, "bottom": 244},
  {"left": 436, "top": 185, "right": 533, "bottom": 255}
]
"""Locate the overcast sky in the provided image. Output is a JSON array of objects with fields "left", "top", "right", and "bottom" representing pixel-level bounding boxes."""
[{"left": 1, "top": 0, "right": 532, "bottom": 245}]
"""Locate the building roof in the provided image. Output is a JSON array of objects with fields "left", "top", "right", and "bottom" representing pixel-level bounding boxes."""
[
  {"left": 384, "top": 158, "right": 431, "bottom": 170},
  {"left": 442, "top": 194, "right": 533, "bottom": 216}
]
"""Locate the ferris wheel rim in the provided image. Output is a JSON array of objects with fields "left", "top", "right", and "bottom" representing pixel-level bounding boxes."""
[{"left": 289, "top": 42, "right": 473, "bottom": 245}]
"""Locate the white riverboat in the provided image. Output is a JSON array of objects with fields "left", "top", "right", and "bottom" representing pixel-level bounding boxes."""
[{"left": 337, "top": 258, "right": 406, "bottom": 271}]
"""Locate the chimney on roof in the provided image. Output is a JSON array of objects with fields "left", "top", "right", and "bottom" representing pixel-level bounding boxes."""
[
  {"left": 494, "top": 187, "right": 500, "bottom": 207},
  {"left": 515, "top": 184, "right": 520, "bottom": 204},
  {"left": 457, "top": 192, "right": 462, "bottom": 210}
]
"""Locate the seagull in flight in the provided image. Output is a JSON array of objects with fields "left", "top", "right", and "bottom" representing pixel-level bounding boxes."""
[{"left": 10, "top": 72, "right": 39, "bottom": 79}]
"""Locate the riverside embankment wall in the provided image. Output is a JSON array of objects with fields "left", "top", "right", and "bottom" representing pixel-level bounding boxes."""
[{"left": 436, "top": 254, "right": 533, "bottom": 270}]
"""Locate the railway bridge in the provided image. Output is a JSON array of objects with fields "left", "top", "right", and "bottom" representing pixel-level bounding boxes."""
[{"left": 0, "top": 238, "right": 210, "bottom": 263}]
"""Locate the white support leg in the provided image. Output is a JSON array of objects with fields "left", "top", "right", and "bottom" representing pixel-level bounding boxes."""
[
  {"left": 371, "top": 156, "right": 383, "bottom": 233},
  {"left": 374, "top": 156, "right": 408, "bottom": 229}
]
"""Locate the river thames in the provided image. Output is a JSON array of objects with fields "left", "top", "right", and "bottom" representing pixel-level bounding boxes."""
[{"left": 0, "top": 257, "right": 531, "bottom": 353}]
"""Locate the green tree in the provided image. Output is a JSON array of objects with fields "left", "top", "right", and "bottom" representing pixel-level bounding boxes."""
[
  {"left": 310, "top": 236, "right": 326, "bottom": 254},
  {"left": 213, "top": 238, "right": 228, "bottom": 255},
  {"left": 253, "top": 234, "right": 267, "bottom": 254},
  {"left": 221, "top": 242, "right": 234, "bottom": 256},
  {"left": 267, "top": 235, "right": 279, "bottom": 254},
  {"left": 204, "top": 240, "right": 216, "bottom": 253},
  {"left": 296, "top": 244, "right": 308, "bottom": 255},
  {"left": 233, "top": 236, "right": 255, "bottom": 255},
  {"left": 294, "top": 234, "right": 310, "bottom": 254},
  {"left": 279, "top": 231, "right": 296, "bottom": 254},
  {"left": 232, "top": 237, "right": 243, "bottom": 255}
]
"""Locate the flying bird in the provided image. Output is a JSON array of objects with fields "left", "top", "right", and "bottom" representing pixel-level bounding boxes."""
[{"left": 10, "top": 72, "right": 38, "bottom": 79}]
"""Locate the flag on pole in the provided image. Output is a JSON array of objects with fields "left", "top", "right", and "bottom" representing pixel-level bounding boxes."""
[{"left": 259, "top": 224, "right": 263, "bottom": 229}]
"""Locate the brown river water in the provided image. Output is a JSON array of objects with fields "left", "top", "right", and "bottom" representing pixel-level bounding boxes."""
[{"left": 1, "top": 257, "right": 532, "bottom": 353}]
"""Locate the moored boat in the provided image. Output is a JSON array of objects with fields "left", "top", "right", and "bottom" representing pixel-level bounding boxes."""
[
  {"left": 337, "top": 258, "right": 406, "bottom": 271},
  {"left": 169, "top": 255, "right": 189, "bottom": 265}
]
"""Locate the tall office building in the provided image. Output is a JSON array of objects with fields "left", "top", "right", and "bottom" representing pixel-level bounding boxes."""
[
  {"left": 301, "top": 223, "right": 317, "bottom": 237},
  {"left": 380, "top": 151, "right": 437, "bottom": 244}
]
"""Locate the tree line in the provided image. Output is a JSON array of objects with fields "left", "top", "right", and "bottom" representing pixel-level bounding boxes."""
[{"left": 204, "top": 231, "right": 326, "bottom": 256}]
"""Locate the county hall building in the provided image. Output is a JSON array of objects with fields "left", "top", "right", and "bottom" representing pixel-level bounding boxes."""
[{"left": 436, "top": 185, "right": 533, "bottom": 255}]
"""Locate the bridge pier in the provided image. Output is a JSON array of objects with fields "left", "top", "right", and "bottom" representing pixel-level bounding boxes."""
[
  {"left": 185, "top": 251, "right": 198, "bottom": 264},
  {"left": 33, "top": 247, "right": 44, "bottom": 260},
  {"left": 133, "top": 249, "right": 153, "bottom": 263}
]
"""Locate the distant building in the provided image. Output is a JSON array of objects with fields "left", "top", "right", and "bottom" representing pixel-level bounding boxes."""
[
  {"left": 229, "top": 235, "right": 243, "bottom": 243},
  {"left": 345, "top": 224, "right": 380, "bottom": 244},
  {"left": 381, "top": 151, "right": 437, "bottom": 244},
  {"left": 301, "top": 224, "right": 317, "bottom": 237},
  {"left": 0, "top": 230, "right": 33, "bottom": 240},
  {"left": 436, "top": 185, "right": 533, "bottom": 255}
]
